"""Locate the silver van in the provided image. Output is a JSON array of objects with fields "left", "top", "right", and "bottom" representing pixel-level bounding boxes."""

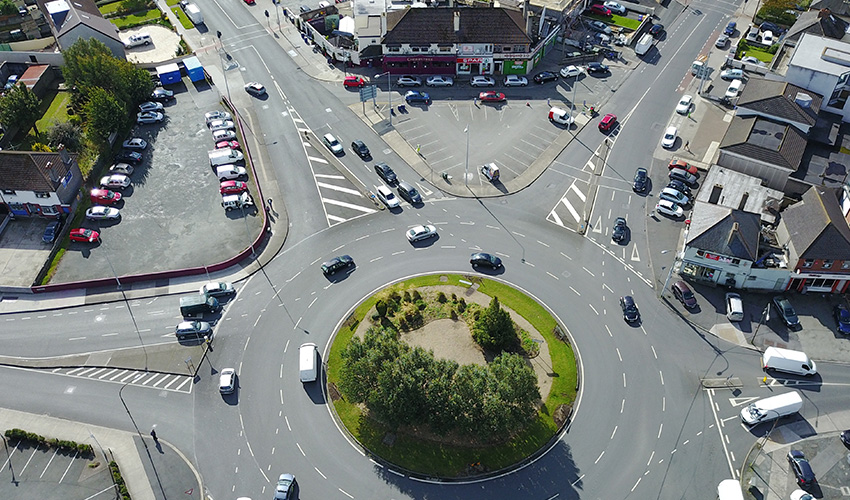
[{"left": 726, "top": 292, "right": 744, "bottom": 322}]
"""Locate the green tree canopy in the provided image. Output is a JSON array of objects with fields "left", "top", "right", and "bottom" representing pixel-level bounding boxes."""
[
  {"left": 47, "top": 121, "right": 83, "bottom": 151},
  {"left": 62, "top": 38, "right": 153, "bottom": 109},
  {"left": 472, "top": 296, "right": 517, "bottom": 353},
  {"left": 84, "top": 88, "right": 124, "bottom": 143},
  {"left": 0, "top": 83, "right": 42, "bottom": 135}
]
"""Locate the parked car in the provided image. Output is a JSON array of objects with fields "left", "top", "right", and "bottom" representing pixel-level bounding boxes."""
[
  {"left": 715, "top": 34, "right": 729, "bottom": 48},
  {"left": 115, "top": 150, "right": 143, "bottom": 164},
  {"left": 619, "top": 295, "right": 640, "bottom": 322},
  {"left": 100, "top": 174, "right": 131, "bottom": 190},
  {"left": 139, "top": 101, "right": 164, "bottom": 112},
  {"left": 668, "top": 159, "right": 698, "bottom": 175},
  {"left": 633, "top": 168, "right": 648, "bottom": 192},
  {"left": 42, "top": 221, "right": 61, "bottom": 244},
  {"left": 376, "top": 185, "right": 399, "bottom": 208},
  {"left": 321, "top": 255, "right": 354, "bottom": 276},
  {"left": 661, "top": 126, "right": 677, "bottom": 149},
  {"left": 220, "top": 180, "right": 249, "bottom": 195},
  {"left": 588, "top": 20, "right": 612, "bottom": 34},
  {"left": 212, "top": 129, "right": 237, "bottom": 142},
  {"left": 343, "top": 76, "right": 365, "bottom": 88},
  {"left": 351, "top": 140, "right": 370, "bottom": 159},
  {"left": 322, "top": 133, "right": 343, "bottom": 155},
  {"left": 549, "top": 107, "right": 574, "bottom": 126},
  {"left": 137, "top": 111, "right": 164, "bottom": 124},
  {"left": 69, "top": 228, "right": 100, "bottom": 243},
  {"left": 479, "top": 91, "right": 506, "bottom": 102},
  {"left": 470, "top": 252, "right": 502, "bottom": 269},
  {"left": 151, "top": 88, "right": 174, "bottom": 101},
  {"left": 786, "top": 450, "right": 816, "bottom": 488},
  {"left": 406, "top": 224, "right": 437, "bottom": 242},
  {"left": 720, "top": 68, "right": 744, "bottom": 81},
  {"left": 426, "top": 75, "right": 454, "bottom": 87},
  {"left": 587, "top": 4, "right": 611, "bottom": 15},
  {"left": 216, "top": 140, "right": 240, "bottom": 150},
  {"left": 834, "top": 305, "right": 850, "bottom": 334},
  {"left": 724, "top": 21, "right": 737, "bottom": 36},
  {"left": 586, "top": 62, "right": 610, "bottom": 75},
  {"left": 205, "top": 110, "right": 231, "bottom": 123},
  {"left": 655, "top": 199, "right": 683, "bottom": 218},
  {"left": 599, "top": 113, "right": 617, "bottom": 131},
  {"left": 675, "top": 95, "right": 693, "bottom": 114},
  {"left": 669, "top": 167, "right": 698, "bottom": 186},
  {"left": 533, "top": 71, "right": 559, "bottom": 84},
  {"left": 603, "top": 1, "right": 626, "bottom": 14},
  {"left": 470, "top": 76, "right": 496, "bottom": 87},
  {"left": 672, "top": 281, "right": 698, "bottom": 309},
  {"left": 200, "top": 281, "right": 235, "bottom": 297},
  {"left": 374, "top": 163, "right": 397, "bottom": 184},
  {"left": 109, "top": 163, "right": 134, "bottom": 175},
  {"left": 612, "top": 217, "right": 627, "bottom": 242},
  {"left": 90, "top": 188, "right": 122, "bottom": 205},
  {"left": 841, "top": 429, "right": 850, "bottom": 446},
  {"left": 405, "top": 90, "right": 431, "bottom": 104},
  {"left": 504, "top": 75, "right": 528, "bottom": 87},
  {"left": 667, "top": 180, "right": 691, "bottom": 197},
  {"left": 741, "top": 56, "right": 764, "bottom": 66},
  {"left": 560, "top": 65, "right": 583, "bottom": 78},
  {"left": 122, "top": 138, "right": 147, "bottom": 150},
  {"left": 760, "top": 21, "right": 783, "bottom": 34},
  {"left": 649, "top": 23, "right": 664, "bottom": 37},
  {"left": 396, "top": 75, "right": 422, "bottom": 87},
  {"left": 85, "top": 206, "right": 121, "bottom": 220},
  {"left": 725, "top": 79, "right": 743, "bottom": 98},
  {"left": 244, "top": 82, "right": 266, "bottom": 96},
  {"left": 773, "top": 296, "right": 800, "bottom": 328},
  {"left": 208, "top": 119, "right": 235, "bottom": 131}
]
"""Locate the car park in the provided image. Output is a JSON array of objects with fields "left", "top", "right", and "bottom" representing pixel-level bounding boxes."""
[
  {"left": 426, "top": 75, "right": 454, "bottom": 87},
  {"left": 220, "top": 180, "right": 248, "bottom": 195},
  {"left": 321, "top": 255, "right": 354, "bottom": 275},
  {"left": 244, "top": 82, "right": 266, "bottom": 96},
  {"left": 560, "top": 65, "right": 582, "bottom": 78},
  {"left": 212, "top": 129, "right": 237, "bottom": 142},
  {"left": 219, "top": 368, "right": 237, "bottom": 394},
  {"left": 599, "top": 113, "right": 617, "bottom": 131},
  {"left": 396, "top": 75, "right": 422, "bottom": 87},
  {"left": 470, "top": 252, "right": 502, "bottom": 269},
  {"left": 470, "top": 76, "right": 496, "bottom": 87},
  {"left": 85, "top": 206, "right": 121, "bottom": 220},
  {"left": 619, "top": 295, "right": 640, "bottom": 323},
  {"left": 720, "top": 69, "right": 744, "bottom": 81},
  {"left": 660, "top": 187, "right": 689, "bottom": 206},
  {"left": 549, "top": 107, "right": 574, "bottom": 126},
  {"left": 215, "top": 165, "right": 248, "bottom": 181},
  {"left": 649, "top": 23, "right": 664, "bottom": 37},
  {"left": 208, "top": 119, "right": 235, "bottom": 131},
  {"left": 773, "top": 296, "right": 800, "bottom": 328},
  {"left": 115, "top": 150, "right": 143, "bottom": 164},
  {"left": 633, "top": 167, "right": 648, "bottom": 192},
  {"left": 376, "top": 185, "right": 400, "bottom": 208},
  {"left": 322, "top": 133, "right": 343, "bottom": 155},
  {"left": 661, "top": 126, "right": 677, "bottom": 149},
  {"left": 504, "top": 75, "right": 528, "bottom": 86},
  {"left": 586, "top": 62, "right": 610, "bottom": 75},
  {"left": 673, "top": 281, "right": 697, "bottom": 309},
  {"left": 139, "top": 101, "right": 163, "bottom": 112},
  {"left": 69, "top": 228, "right": 100, "bottom": 242},
  {"left": 100, "top": 174, "right": 131, "bottom": 190},
  {"left": 715, "top": 34, "right": 729, "bottom": 48},
  {"left": 109, "top": 163, "right": 134, "bottom": 175},
  {"left": 374, "top": 163, "right": 397, "bottom": 184},
  {"left": 533, "top": 71, "right": 558, "bottom": 84},
  {"left": 786, "top": 450, "right": 816, "bottom": 488},
  {"left": 151, "top": 88, "right": 174, "bottom": 101},
  {"left": 396, "top": 181, "right": 421, "bottom": 204},
  {"left": 351, "top": 140, "right": 370, "bottom": 159},
  {"left": 122, "top": 138, "right": 147, "bottom": 150},
  {"left": 725, "top": 79, "right": 743, "bottom": 98},
  {"left": 603, "top": 1, "right": 626, "bottom": 14},
  {"left": 406, "top": 224, "right": 437, "bottom": 242},
  {"left": 655, "top": 199, "right": 683, "bottom": 218},
  {"left": 42, "top": 221, "right": 61, "bottom": 244},
  {"left": 676, "top": 95, "right": 693, "bottom": 114},
  {"left": 479, "top": 91, "right": 506, "bottom": 102},
  {"left": 834, "top": 305, "right": 850, "bottom": 334},
  {"left": 724, "top": 21, "right": 736, "bottom": 35},
  {"left": 205, "top": 110, "right": 231, "bottom": 123},
  {"left": 216, "top": 140, "right": 240, "bottom": 150},
  {"left": 200, "top": 281, "right": 234, "bottom": 297},
  {"left": 612, "top": 217, "right": 626, "bottom": 242},
  {"left": 405, "top": 90, "right": 431, "bottom": 104},
  {"left": 274, "top": 473, "right": 295, "bottom": 500},
  {"left": 343, "top": 76, "right": 365, "bottom": 88},
  {"left": 90, "top": 188, "right": 121, "bottom": 205},
  {"left": 587, "top": 4, "right": 611, "bottom": 15},
  {"left": 137, "top": 111, "right": 164, "bottom": 124}
]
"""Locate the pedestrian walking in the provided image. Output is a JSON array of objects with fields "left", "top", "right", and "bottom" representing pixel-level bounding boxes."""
[
  {"left": 267, "top": 198, "right": 273, "bottom": 209},
  {"left": 150, "top": 429, "right": 158, "bottom": 441},
  {"left": 685, "top": 140, "right": 690, "bottom": 151},
  {"left": 547, "top": 97, "right": 551, "bottom": 107}
]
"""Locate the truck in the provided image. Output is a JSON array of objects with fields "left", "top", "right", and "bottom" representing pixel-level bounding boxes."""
[
  {"left": 179, "top": 293, "right": 220, "bottom": 318},
  {"left": 634, "top": 33, "right": 653, "bottom": 56},
  {"left": 209, "top": 148, "right": 244, "bottom": 167},
  {"left": 299, "top": 343, "right": 318, "bottom": 382},
  {"left": 184, "top": 3, "right": 203, "bottom": 24},
  {"left": 762, "top": 346, "right": 817, "bottom": 376},
  {"left": 740, "top": 391, "right": 803, "bottom": 426},
  {"left": 480, "top": 163, "right": 500, "bottom": 182}
]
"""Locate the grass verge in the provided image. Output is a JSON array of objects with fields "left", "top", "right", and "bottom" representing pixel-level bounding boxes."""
[
  {"left": 328, "top": 275, "right": 578, "bottom": 477},
  {"left": 172, "top": 7, "right": 193, "bottom": 30},
  {"left": 111, "top": 9, "right": 161, "bottom": 28}
]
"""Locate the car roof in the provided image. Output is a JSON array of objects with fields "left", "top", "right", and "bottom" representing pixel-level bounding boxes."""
[{"left": 377, "top": 185, "right": 392, "bottom": 194}]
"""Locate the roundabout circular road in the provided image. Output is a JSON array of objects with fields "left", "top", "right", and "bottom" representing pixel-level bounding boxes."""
[{"left": 196, "top": 190, "right": 758, "bottom": 500}]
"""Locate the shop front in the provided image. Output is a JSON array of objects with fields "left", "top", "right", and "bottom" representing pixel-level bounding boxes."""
[
  {"left": 382, "top": 55, "right": 456, "bottom": 75},
  {"left": 456, "top": 56, "right": 493, "bottom": 75},
  {"left": 786, "top": 272, "right": 850, "bottom": 294}
]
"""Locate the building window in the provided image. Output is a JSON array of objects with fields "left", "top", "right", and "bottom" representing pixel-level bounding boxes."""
[
  {"left": 42, "top": 206, "right": 59, "bottom": 216},
  {"left": 387, "top": 46, "right": 400, "bottom": 52},
  {"left": 513, "top": 45, "right": 525, "bottom": 52},
  {"left": 823, "top": 260, "right": 833, "bottom": 269},
  {"left": 803, "top": 259, "right": 814, "bottom": 268},
  {"left": 35, "top": 192, "right": 50, "bottom": 198},
  {"left": 2, "top": 189, "right": 15, "bottom": 195}
]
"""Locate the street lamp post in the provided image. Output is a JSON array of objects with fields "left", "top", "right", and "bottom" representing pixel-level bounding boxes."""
[
  {"left": 376, "top": 71, "right": 392, "bottom": 126},
  {"left": 216, "top": 31, "right": 230, "bottom": 101},
  {"left": 464, "top": 125, "right": 469, "bottom": 188}
]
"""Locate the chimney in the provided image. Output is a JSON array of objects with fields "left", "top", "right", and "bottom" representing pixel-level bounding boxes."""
[
  {"left": 58, "top": 144, "right": 71, "bottom": 165},
  {"left": 818, "top": 8, "right": 831, "bottom": 19},
  {"left": 727, "top": 222, "right": 740, "bottom": 247},
  {"left": 453, "top": 10, "right": 459, "bottom": 33}
]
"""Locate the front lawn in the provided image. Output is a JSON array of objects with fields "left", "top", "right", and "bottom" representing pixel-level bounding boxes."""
[
  {"left": 35, "top": 90, "right": 71, "bottom": 132},
  {"left": 584, "top": 13, "right": 641, "bottom": 31},
  {"left": 110, "top": 9, "right": 161, "bottom": 28}
]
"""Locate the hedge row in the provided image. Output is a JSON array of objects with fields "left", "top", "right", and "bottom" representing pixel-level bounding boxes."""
[
  {"left": 110, "top": 460, "right": 132, "bottom": 500},
  {"left": 4, "top": 428, "right": 94, "bottom": 456}
]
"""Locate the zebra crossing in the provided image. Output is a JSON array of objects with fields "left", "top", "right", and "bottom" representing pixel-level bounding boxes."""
[{"left": 52, "top": 366, "right": 194, "bottom": 393}]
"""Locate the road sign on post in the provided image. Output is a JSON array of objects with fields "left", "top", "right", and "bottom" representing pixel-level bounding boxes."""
[{"left": 359, "top": 85, "right": 377, "bottom": 114}]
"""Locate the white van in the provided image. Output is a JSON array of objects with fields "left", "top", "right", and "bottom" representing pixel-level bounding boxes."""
[
  {"left": 725, "top": 293, "right": 744, "bottom": 321},
  {"left": 717, "top": 479, "right": 744, "bottom": 500},
  {"left": 635, "top": 33, "right": 653, "bottom": 56},
  {"left": 216, "top": 165, "right": 248, "bottom": 181},
  {"left": 209, "top": 148, "right": 244, "bottom": 166},
  {"left": 762, "top": 346, "right": 817, "bottom": 376},
  {"left": 299, "top": 343, "right": 318, "bottom": 383},
  {"left": 184, "top": 3, "right": 203, "bottom": 24},
  {"left": 740, "top": 391, "right": 802, "bottom": 425}
]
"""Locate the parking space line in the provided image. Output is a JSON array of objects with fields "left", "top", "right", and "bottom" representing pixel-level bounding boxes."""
[{"left": 40, "top": 449, "right": 58, "bottom": 478}]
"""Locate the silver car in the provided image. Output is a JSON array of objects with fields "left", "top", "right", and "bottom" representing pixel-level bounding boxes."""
[
  {"left": 85, "top": 206, "right": 121, "bottom": 220},
  {"left": 396, "top": 75, "right": 422, "bottom": 87},
  {"left": 208, "top": 119, "right": 235, "bottom": 131},
  {"left": 504, "top": 75, "right": 528, "bottom": 87},
  {"left": 109, "top": 163, "right": 134, "bottom": 175},
  {"left": 122, "top": 138, "right": 147, "bottom": 150},
  {"left": 322, "top": 133, "right": 344, "bottom": 155},
  {"left": 100, "top": 174, "right": 131, "bottom": 190},
  {"left": 205, "top": 110, "right": 231, "bottom": 123},
  {"left": 200, "top": 281, "right": 235, "bottom": 297},
  {"left": 406, "top": 224, "right": 437, "bottom": 242},
  {"left": 212, "top": 129, "right": 237, "bottom": 141},
  {"left": 470, "top": 76, "right": 495, "bottom": 87},
  {"left": 425, "top": 75, "right": 453, "bottom": 87},
  {"left": 139, "top": 101, "right": 164, "bottom": 112},
  {"left": 137, "top": 111, "right": 164, "bottom": 124}
]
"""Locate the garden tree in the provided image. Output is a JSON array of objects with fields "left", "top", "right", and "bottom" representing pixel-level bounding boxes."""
[
  {"left": 83, "top": 88, "right": 124, "bottom": 143},
  {"left": 0, "top": 0, "right": 18, "bottom": 16},
  {"left": 472, "top": 296, "right": 516, "bottom": 352},
  {"left": 338, "top": 327, "right": 405, "bottom": 403},
  {"left": 758, "top": 0, "right": 796, "bottom": 24},
  {"left": 62, "top": 38, "right": 153, "bottom": 108},
  {"left": 451, "top": 364, "right": 490, "bottom": 436},
  {"left": 47, "top": 121, "right": 83, "bottom": 151},
  {"left": 0, "top": 83, "right": 42, "bottom": 135}
]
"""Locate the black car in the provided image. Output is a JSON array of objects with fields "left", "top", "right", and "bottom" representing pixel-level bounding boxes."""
[
  {"left": 672, "top": 280, "right": 697, "bottom": 309},
  {"left": 834, "top": 305, "right": 850, "bottom": 334},
  {"left": 786, "top": 449, "right": 816, "bottom": 488},
  {"left": 633, "top": 167, "right": 648, "bottom": 193},
  {"left": 612, "top": 217, "right": 626, "bottom": 242},
  {"left": 619, "top": 296, "right": 640, "bottom": 323},
  {"left": 649, "top": 23, "right": 664, "bottom": 37},
  {"left": 115, "top": 150, "right": 143, "bottom": 164},
  {"left": 470, "top": 252, "right": 502, "bottom": 269},
  {"left": 841, "top": 429, "right": 850, "bottom": 447},
  {"left": 533, "top": 71, "right": 558, "bottom": 84},
  {"left": 151, "top": 88, "right": 174, "bottom": 101},
  {"left": 586, "top": 62, "right": 610, "bottom": 75},
  {"left": 42, "top": 220, "right": 61, "bottom": 244},
  {"left": 374, "top": 162, "right": 397, "bottom": 184},
  {"left": 321, "top": 255, "right": 354, "bottom": 275},
  {"left": 351, "top": 140, "right": 371, "bottom": 159},
  {"left": 667, "top": 179, "right": 691, "bottom": 197}
]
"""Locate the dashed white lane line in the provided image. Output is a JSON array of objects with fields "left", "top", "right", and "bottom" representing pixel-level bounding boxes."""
[
  {"left": 296, "top": 443, "right": 305, "bottom": 456},
  {"left": 611, "top": 426, "right": 618, "bottom": 439},
  {"left": 595, "top": 451, "right": 605, "bottom": 464}
]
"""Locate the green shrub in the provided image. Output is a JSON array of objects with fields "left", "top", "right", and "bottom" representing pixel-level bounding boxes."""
[
  {"left": 375, "top": 299, "right": 387, "bottom": 317},
  {"left": 437, "top": 291, "right": 447, "bottom": 303},
  {"left": 412, "top": 290, "right": 421, "bottom": 301},
  {"left": 403, "top": 291, "right": 411, "bottom": 302}
]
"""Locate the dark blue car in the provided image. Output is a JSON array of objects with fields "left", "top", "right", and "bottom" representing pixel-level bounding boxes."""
[
  {"left": 42, "top": 221, "right": 60, "bottom": 244},
  {"left": 724, "top": 21, "right": 736, "bottom": 36},
  {"left": 835, "top": 305, "right": 850, "bottom": 334},
  {"left": 404, "top": 91, "right": 431, "bottom": 104}
]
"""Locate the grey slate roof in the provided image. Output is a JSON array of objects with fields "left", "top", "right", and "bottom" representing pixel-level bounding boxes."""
[
  {"left": 782, "top": 186, "right": 850, "bottom": 260},
  {"left": 786, "top": 9, "right": 849, "bottom": 42},
  {"left": 686, "top": 202, "right": 762, "bottom": 261},
  {"left": 811, "top": 0, "right": 850, "bottom": 17},
  {"left": 37, "top": 0, "right": 121, "bottom": 42},
  {"left": 736, "top": 77, "right": 822, "bottom": 127},
  {"left": 0, "top": 151, "right": 78, "bottom": 192},
  {"left": 384, "top": 8, "right": 531, "bottom": 45},
  {"left": 719, "top": 116, "right": 808, "bottom": 172}
]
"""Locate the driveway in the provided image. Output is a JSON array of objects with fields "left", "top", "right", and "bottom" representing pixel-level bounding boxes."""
[
  {"left": 122, "top": 25, "right": 182, "bottom": 65},
  {"left": 0, "top": 217, "right": 54, "bottom": 288}
]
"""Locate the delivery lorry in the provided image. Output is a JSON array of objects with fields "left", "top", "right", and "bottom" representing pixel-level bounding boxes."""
[
  {"left": 184, "top": 3, "right": 203, "bottom": 24},
  {"left": 740, "top": 391, "right": 803, "bottom": 426},
  {"left": 299, "top": 342, "right": 318, "bottom": 383},
  {"left": 763, "top": 346, "right": 817, "bottom": 376},
  {"left": 179, "top": 293, "right": 220, "bottom": 318},
  {"left": 635, "top": 33, "right": 653, "bottom": 56}
]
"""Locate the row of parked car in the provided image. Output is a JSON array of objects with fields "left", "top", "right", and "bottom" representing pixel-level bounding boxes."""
[
  {"left": 654, "top": 159, "right": 699, "bottom": 219},
  {"left": 203, "top": 110, "right": 255, "bottom": 211}
]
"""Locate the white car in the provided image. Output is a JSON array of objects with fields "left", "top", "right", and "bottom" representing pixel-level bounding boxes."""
[
  {"left": 139, "top": 101, "right": 163, "bottom": 112},
  {"left": 376, "top": 185, "right": 400, "bottom": 208},
  {"left": 200, "top": 281, "right": 235, "bottom": 297},
  {"left": 85, "top": 206, "right": 121, "bottom": 220},
  {"left": 212, "top": 129, "right": 237, "bottom": 141},
  {"left": 205, "top": 110, "right": 231, "bottom": 123},
  {"left": 655, "top": 199, "right": 683, "bottom": 218},
  {"left": 470, "top": 76, "right": 495, "bottom": 87},
  {"left": 406, "top": 224, "right": 437, "bottom": 242},
  {"left": 548, "top": 107, "right": 574, "bottom": 125},
  {"left": 603, "top": 1, "right": 627, "bottom": 14},
  {"left": 425, "top": 76, "right": 453, "bottom": 87},
  {"left": 661, "top": 126, "right": 677, "bottom": 149},
  {"left": 109, "top": 163, "right": 134, "bottom": 175},
  {"left": 725, "top": 79, "right": 743, "bottom": 98},
  {"left": 122, "top": 138, "right": 147, "bottom": 150},
  {"left": 761, "top": 30, "right": 774, "bottom": 44},
  {"left": 100, "top": 174, "right": 131, "bottom": 190},
  {"left": 322, "top": 133, "right": 344, "bottom": 155},
  {"left": 560, "top": 65, "right": 582, "bottom": 78},
  {"left": 675, "top": 95, "right": 693, "bottom": 115},
  {"left": 504, "top": 75, "right": 528, "bottom": 87},
  {"left": 137, "top": 111, "right": 164, "bottom": 124},
  {"left": 790, "top": 490, "right": 814, "bottom": 500},
  {"left": 219, "top": 368, "right": 236, "bottom": 394},
  {"left": 396, "top": 75, "right": 422, "bottom": 87},
  {"left": 715, "top": 34, "right": 729, "bottom": 48},
  {"left": 209, "top": 119, "right": 235, "bottom": 131}
]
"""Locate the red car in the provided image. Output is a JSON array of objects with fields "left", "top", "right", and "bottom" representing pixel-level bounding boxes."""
[
  {"left": 668, "top": 159, "right": 698, "bottom": 175},
  {"left": 588, "top": 4, "right": 611, "bottom": 15},
  {"left": 90, "top": 188, "right": 122, "bottom": 205},
  {"left": 69, "top": 228, "right": 100, "bottom": 243},
  {"left": 598, "top": 113, "right": 617, "bottom": 131},
  {"left": 220, "top": 180, "right": 249, "bottom": 195},
  {"left": 344, "top": 76, "right": 365, "bottom": 88},
  {"left": 479, "top": 91, "right": 506, "bottom": 102},
  {"left": 243, "top": 0, "right": 255, "bottom": 4},
  {"left": 216, "top": 140, "right": 241, "bottom": 150}
]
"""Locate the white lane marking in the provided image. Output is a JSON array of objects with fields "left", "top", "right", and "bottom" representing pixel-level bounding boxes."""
[
  {"left": 615, "top": 348, "right": 622, "bottom": 362},
  {"left": 316, "top": 182, "right": 363, "bottom": 196},
  {"left": 646, "top": 451, "right": 654, "bottom": 466},
  {"left": 611, "top": 425, "right": 618, "bottom": 439},
  {"left": 315, "top": 467, "right": 327, "bottom": 479},
  {"left": 595, "top": 451, "right": 605, "bottom": 464},
  {"left": 296, "top": 443, "right": 305, "bottom": 456}
]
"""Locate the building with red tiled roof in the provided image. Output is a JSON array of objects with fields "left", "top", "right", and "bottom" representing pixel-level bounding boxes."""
[{"left": 0, "top": 146, "right": 83, "bottom": 218}]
